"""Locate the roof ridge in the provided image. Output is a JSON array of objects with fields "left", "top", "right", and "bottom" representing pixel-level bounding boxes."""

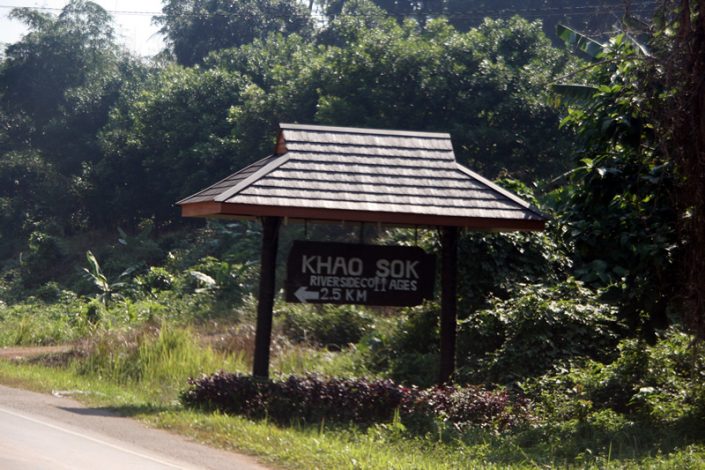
[
  {"left": 174, "top": 156, "right": 276, "bottom": 205},
  {"left": 213, "top": 154, "right": 290, "bottom": 202},
  {"left": 279, "top": 122, "right": 450, "bottom": 139},
  {"left": 454, "top": 163, "right": 546, "bottom": 219}
]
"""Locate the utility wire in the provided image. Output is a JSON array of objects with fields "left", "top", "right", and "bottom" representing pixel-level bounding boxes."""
[{"left": 0, "top": 1, "right": 657, "bottom": 18}]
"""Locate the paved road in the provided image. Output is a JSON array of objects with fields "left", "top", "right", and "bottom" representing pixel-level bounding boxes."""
[{"left": 0, "top": 384, "right": 270, "bottom": 470}]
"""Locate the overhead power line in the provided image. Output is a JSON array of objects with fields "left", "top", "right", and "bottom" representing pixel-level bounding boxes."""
[
  {"left": 0, "top": 4, "right": 157, "bottom": 15},
  {"left": 0, "top": 1, "right": 657, "bottom": 19}
]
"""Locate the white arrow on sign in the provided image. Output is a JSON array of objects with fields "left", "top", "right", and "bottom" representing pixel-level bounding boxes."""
[{"left": 294, "top": 286, "right": 320, "bottom": 303}]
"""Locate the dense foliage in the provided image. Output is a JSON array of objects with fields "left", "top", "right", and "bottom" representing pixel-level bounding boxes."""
[
  {"left": 1, "top": 0, "right": 704, "bottom": 465},
  {"left": 522, "top": 327, "right": 705, "bottom": 424},
  {"left": 554, "top": 31, "right": 679, "bottom": 336},
  {"left": 323, "top": 0, "right": 653, "bottom": 37},
  {"left": 457, "top": 280, "right": 620, "bottom": 383},
  {"left": 156, "top": 0, "right": 313, "bottom": 66},
  {"left": 0, "top": 0, "right": 577, "bottom": 298},
  {"left": 0, "top": 1, "right": 135, "bottom": 257},
  {"left": 280, "top": 303, "right": 374, "bottom": 349}
]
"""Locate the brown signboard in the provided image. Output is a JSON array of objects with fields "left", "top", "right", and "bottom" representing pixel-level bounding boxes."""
[{"left": 285, "top": 241, "right": 435, "bottom": 306}]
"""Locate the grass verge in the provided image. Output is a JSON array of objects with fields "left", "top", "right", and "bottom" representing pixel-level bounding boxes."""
[
  {"left": 1, "top": 326, "right": 704, "bottom": 469},
  {"left": 0, "top": 360, "right": 496, "bottom": 469}
]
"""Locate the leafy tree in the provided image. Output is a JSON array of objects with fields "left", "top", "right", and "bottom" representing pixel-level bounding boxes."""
[
  {"left": 207, "top": 7, "right": 576, "bottom": 181},
  {"left": 96, "top": 65, "right": 248, "bottom": 226},
  {"left": 317, "top": 0, "right": 392, "bottom": 46},
  {"left": 321, "top": 0, "right": 653, "bottom": 39},
  {"left": 0, "top": 151, "right": 69, "bottom": 254},
  {"left": 0, "top": 0, "right": 125, "bottom": 174},
  {"left": 99, "top": 8, "right": 574, "bottom": 232},
  {"left": 156, "top": 0, "right": 314, "bottom": 66},
  {"left": 553, "top": 27, "right": 678, "bottom": 335},
  {"left": 316, "top": 13, "right": 574, "bottom": 178},
  {"left": 206, "top": 5, "right": 576, "bottom": 179},
  {"left": 205, "top": 33, "right": 324, "bottom": 161},
  {"left": 0, "top": 0, "right": 142, "bottom": 252}
]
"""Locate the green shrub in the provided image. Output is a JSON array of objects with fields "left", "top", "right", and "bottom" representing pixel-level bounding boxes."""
[
  {"left": 20, "top": 231, "right": 66, "bottom": 288},
  {"left": 135, "top": 266, "right": 175, "bottom": 294},
  {"left": 0, "top": 300, "right": 86, "bottom": 346},
  {"left": 364, "top": 280, "right": 615, "bottom": 386},
  {"left": 110, "top": 292, "right": 215, "bottom": 324},
  {"left": 34, "top": 281, "right": 63, "bottom": 303},
  {"left": 584, "top": 329, "right": 705, "bottom": 420},
  {"left": 361, "top": 302, "right": 439, "bottom": 386},
  {"left": 456, "top": 227, "right": 572, "bottom": 315},
  {"left": 183, "top": 256, "right": 255, "bottom": 306},
  {"left": 280, "top": 303, "right": 374, "bottom": 350},
  {"left": 181, "top": 373, "right": 534, "bottom": 432},
  {"left": 386, "top": 352, "right": 439, "bottom": 389},
  {"left": 523, "top": 328, "right": 705, "bottom": 423},
  {"left": 457, "top": 279, "right": 620, "bottom": 383},
  {"left": 102, "top": 223, "right": 164, "bottom": 277}
]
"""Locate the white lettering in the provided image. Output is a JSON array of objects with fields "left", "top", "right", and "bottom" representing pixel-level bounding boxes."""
[
  {"left": 390, "top": 260, "right": 405, "bottom": 278},
  {"left": 375, "top": 259, "right": 390, "bottom": 277},
  {"left": 302, "top": 255, "right": 316, "bottom": 274},
  {"left": 333, "top": 257, "right": 348, "bottom": 275},
  {"left": 406, "top": 260, "right": 419, "bottom": 279},
  {"left": 349, "top": 258, "right": 363, "bottom": 276},
  {"left": 318, "top": 256, "right": 332, "bottom": 273}
]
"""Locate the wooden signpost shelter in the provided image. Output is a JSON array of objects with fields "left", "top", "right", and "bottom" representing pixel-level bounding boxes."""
[{"left": 178, "top": 123, "right": 546, "bottom": 384}]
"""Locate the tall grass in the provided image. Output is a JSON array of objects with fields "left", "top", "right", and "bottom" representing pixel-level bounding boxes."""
[
  {"left": 206, "top": 322, "right": 370, "bottom": 378},
  {"left": 3, "top": 322, "right": 705, "bottom": 468},
  {"left": 0, "top": 292, "right": 224, "bottom": 348},
  {"left": 271, "top": 344, "right": 370, "bottom": 378},
  {"left": 0, "top": 302, "right": 84, "bottom": 346},
  {"left": 75, "top": 324, "right": 247, "bottom": 401}
]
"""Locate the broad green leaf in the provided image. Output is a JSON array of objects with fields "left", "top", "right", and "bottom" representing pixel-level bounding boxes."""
[
  {"left": 556, "top": 24, "right": 605, "bottom": 59},
  {"left": 85, "top": 251, "right": 101, "bottom": 277},
  {"left": 189, "top": 270, "right": 217, "bottom": 287},
  {"left": 552, "top": 84, "right": 600, "bottom": 105},
  {"left": 118, "top": 265, "right": 139, "bottom": 280},
  {"left": 625, "top": 33, "right": 651, "bottom": 57}
]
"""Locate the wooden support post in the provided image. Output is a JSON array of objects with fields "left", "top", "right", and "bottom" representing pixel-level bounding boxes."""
[
  {"left": 439, "top": 226, "right": 458, "bottom": 384},
  {"left": 252, "top": 216, "right": 281, "bottom": 378}
]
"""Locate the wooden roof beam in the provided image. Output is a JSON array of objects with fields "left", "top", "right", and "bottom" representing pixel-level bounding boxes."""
[{"left": 180, "top": 201, "right": 545, "bottom": 231}]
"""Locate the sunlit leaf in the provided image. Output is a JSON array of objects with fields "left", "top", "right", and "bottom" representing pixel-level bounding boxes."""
[
  {"left": 189, "top": 270, "right": 217, "bottom": 287},
  {"left": 556, "top": 24, "right": 605, "bottom": 59}
]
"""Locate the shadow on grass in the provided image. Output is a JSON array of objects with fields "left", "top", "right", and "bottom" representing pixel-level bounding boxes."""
[
  {"left": 482, "top": 412, "right": 705, "bottom": 466},
  {"left": 189, "top": 404, "right": 705, "bottom": 467},
  {"left": 58, "top": 403, "right": 175, "bottom": 418}
]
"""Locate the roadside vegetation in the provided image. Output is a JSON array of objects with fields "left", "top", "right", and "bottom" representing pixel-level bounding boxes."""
[
  {"left": 2, "top": 316, "right": 705, "bottom": 468},
  {"left": 1, "top": 0, "right": 704, "bottom": 468}
]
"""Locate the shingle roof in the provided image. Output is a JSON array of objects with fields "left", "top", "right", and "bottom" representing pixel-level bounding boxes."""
[{"left": 178, "top": 123, "right": 547, "bottom": 230}]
